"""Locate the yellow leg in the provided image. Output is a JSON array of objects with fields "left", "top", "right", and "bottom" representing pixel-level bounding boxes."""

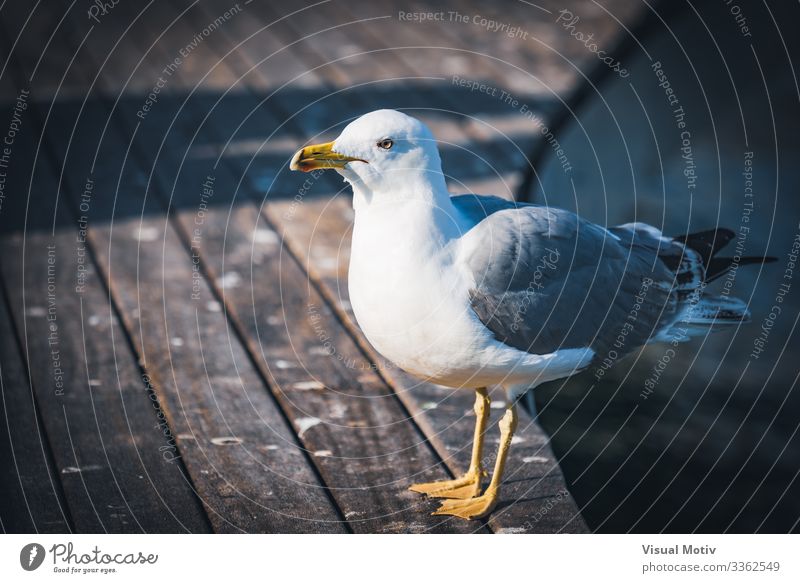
[
  {"left": 409, "top": 388, "right": 490, "bottom": 499},
  {"left": 433, "top": 402, "right": 518, "bottom": 519}
]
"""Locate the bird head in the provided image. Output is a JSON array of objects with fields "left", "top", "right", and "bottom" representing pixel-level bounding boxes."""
[{"left": 290, "top": 109, "right": 445, "bottom": 196}]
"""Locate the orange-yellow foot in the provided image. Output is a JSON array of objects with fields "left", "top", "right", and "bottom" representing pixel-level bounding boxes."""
[
  {"left": 408, "top": 471, "right": 482, "bottom": 500},
  {"left": 432, "top": 489, "right": 498, "bottom": 519}
]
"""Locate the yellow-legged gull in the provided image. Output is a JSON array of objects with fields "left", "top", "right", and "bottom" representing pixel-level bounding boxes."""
[{"left": 290, "top": 109, "right": 774, "bottom": 520}]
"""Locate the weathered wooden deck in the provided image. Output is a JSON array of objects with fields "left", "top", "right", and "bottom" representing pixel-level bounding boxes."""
[{"left": 0, "top": 0, "right": 644, "bottom": 533}]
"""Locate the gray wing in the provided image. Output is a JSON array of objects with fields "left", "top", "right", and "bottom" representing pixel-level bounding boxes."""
[{"left": 454, "top": 195, "right": 680, "bottom": 361}]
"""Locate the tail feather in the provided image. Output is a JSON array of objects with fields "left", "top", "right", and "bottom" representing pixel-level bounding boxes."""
[
  {"left": 705, "top": 255, "right": 778, "bottom": 282},
  {"left": 657, "top": 294, "right": 751, "bottom": 342},
  {"left": 673, "top": 228, "right": 735, "bottom": 266},
  {"left": 672, "top": 227, "right": 776, "bottom": 284},
  {"left": 655, "top": 227, "right": 775, "bottom": 339},
  {"left": 682, "top": 294, "right": 750, "bottom": 324}
]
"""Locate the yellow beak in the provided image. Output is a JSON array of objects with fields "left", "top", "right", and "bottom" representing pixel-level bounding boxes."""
[{"left": 289, "top": 141, "right": 366, "bottom": 172}]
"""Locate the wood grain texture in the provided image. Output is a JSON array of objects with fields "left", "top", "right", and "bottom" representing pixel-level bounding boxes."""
[
  {"left": 0, "top": 112, "right": 211, "bottom": 534},
  {"left": 0, "top": 282, "right": 72, "bottom": 533},
  {"left": 0, "top": 25, "right": 211, "bottom": 532},
  {"left": 40, "top": 6, "right": 347, "bottom": 533}
]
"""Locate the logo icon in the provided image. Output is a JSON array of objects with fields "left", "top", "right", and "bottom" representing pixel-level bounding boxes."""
[{"left": 20, "top": 543, "right": 46, "bottom": 571}]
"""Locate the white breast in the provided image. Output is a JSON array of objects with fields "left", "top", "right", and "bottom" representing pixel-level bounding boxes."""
[
  {"left": 348, "top": 203, "right": 478, "bottom": 381},
  {"left": 347, "top": 197, "right": 595, "bottom": 391}
]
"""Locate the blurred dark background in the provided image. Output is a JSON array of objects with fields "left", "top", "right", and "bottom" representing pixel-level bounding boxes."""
[{"left": 530, "top": 1, "right": 800, "bottom": 532}]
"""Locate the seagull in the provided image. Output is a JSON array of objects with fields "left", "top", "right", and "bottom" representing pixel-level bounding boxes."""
[{"left": 290, "top": 109, "right": 774, "bottom": 520}]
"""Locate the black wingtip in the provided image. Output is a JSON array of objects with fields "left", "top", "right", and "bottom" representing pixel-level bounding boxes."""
[{"left": 673, "top": 228, "right": 737, "bottom": 265}]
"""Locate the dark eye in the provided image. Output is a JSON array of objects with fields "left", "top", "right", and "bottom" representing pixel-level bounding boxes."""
[{"left": 377, "top": 138, "right": 393, "bottom": 150}]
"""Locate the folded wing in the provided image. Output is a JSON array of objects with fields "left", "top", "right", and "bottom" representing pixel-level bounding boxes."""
[{"left": 454, "top": 195, "right": 678, "bottom": 360}]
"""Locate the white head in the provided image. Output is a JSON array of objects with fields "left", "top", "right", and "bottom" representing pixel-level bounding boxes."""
[{"left": 290, "top": 110, "right": 446, "bottom": 201}]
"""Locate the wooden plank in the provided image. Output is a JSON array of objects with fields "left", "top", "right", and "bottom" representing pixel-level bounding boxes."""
[
  {"left": 88, "top": 206, "right": 348, "bottom": 533},
  {"left": 89, "top": 0, "right": 243, "bottom": 94},
  {"left": 45, "top": 7, "right": 347, "bottom": 533},
  {"left": 472, "top": 0, "right": 643, "bottom": 89},
  {"left": 118, "top": 1, "right": 482, "bottom": 533},
  {"left": 0, "top": 282, "right": 72, "bottom": 533},
  {"left": 1, "top": 224, "right": 212, "bottom": 533},
  {"left": 0, "top": 70, "right": 212, "bottom": 532},
  {"left": 150, "top": 0, "right": 313, "bottom": 94},
  {"left": 401, "top": 0, "right": 550, "bottom": 92},
  {"left": 0, "top": 27, "right": 212, "bottom": 531},
  {"left": 184, "top": 0, "right": 340, "bottom": 134}
]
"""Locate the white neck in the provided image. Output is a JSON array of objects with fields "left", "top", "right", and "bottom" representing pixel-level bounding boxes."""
[{"left": 349, "top": 170, "right": 466, "bottom": 246}]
